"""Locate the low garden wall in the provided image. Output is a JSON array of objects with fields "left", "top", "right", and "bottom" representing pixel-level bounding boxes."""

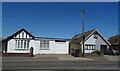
[
  {"left": 84, "top": 53, "right": 103, "bottom": 57},
  {"left": 84, "top": 50, "right": 103, "bottom": 57},
  {"left": 2, "top": 47, "right": 34, "bottom": 57},
  {"left": 2, "top": 53, "right": 32, "bottom": 57}
]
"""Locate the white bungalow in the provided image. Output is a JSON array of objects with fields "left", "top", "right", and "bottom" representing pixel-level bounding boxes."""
[{"left": 4, "top": 28, "right": 69, "bottom": 55}]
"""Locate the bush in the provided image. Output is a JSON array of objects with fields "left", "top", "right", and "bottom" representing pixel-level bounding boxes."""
[{"left": 92, "top": 50, "right": 102, "bottom": 55}]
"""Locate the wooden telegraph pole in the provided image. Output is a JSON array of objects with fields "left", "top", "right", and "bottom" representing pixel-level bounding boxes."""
[{"left": 82, "top": 9, "right": 85, "bottom": 57}]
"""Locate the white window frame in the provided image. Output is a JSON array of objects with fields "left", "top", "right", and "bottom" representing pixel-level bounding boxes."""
[
  {"left": 85, "top": 44, "right": 95, "bottom": 50},
  {"left": 40, "top": 41, "right": 49, "bottom": 50},
  {"left": 15, "top": 39, "right": 30, "bottom": 50}
]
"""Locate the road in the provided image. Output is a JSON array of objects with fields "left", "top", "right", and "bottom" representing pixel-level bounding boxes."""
[{"left": 1, "top": 55, "right": 120, "bottom": 71}]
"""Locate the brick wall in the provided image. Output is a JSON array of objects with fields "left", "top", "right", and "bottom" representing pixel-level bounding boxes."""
[
  {"left": 2, "top": 53, "right": 33, "bottom": 57},
  {"left": 2, "top": 47, "right": 34, "bottom": 57},
  {"left": 84, "top": 53, "right": 103, "bottom": 57}
]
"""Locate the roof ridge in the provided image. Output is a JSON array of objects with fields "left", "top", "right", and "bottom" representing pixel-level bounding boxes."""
[{"left": 75, "top": 29, "right": 96, "bottom": 36}]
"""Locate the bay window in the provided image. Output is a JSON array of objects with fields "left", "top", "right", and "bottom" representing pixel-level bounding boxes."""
[{"left": 15, "top": 40, "right": 30, "bottom": 49}]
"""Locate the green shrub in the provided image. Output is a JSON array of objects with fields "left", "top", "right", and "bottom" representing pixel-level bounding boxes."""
[{"left": 92, "top": 50, "right": 102, "bottom": 55}]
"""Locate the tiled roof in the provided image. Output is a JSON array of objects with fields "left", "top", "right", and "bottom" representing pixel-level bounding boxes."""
[
  {"left": 70, "top": 29, "right": 95, "bottom": 44},
  {"left": 108, "top": 34, "right": 120, "bottom": 45},
  {"left": 34, "top": 37, "right": 69, "bottom": 41}
]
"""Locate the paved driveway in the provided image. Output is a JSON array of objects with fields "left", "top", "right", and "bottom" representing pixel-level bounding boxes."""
[{"left": 35, "top": 54, "right": 94, "bottom": 61}]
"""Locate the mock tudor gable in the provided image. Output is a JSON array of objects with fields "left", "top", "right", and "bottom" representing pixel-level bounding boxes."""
[{"left": 6, "top": 28, "right": 34, "bottom": 40}]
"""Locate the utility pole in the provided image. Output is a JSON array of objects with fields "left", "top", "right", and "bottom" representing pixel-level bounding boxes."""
[{"left": 82, "top": 9, "right": 85, "bottom": 57}]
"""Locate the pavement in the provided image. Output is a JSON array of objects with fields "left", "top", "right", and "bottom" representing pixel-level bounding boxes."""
[
  {"left": 35, "top": 54, "right": 95, "bottom": 61},
  {"left": 1, "top": 54, "right": 120, "bottom": 71},
  {"left": 2, "top": 54, "right": 95, "bottom": 61}
]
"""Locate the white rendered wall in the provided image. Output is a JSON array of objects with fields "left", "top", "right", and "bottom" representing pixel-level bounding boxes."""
[
  {"left": 7, "top": 39, "right": 69, "bottom": 54},
  {"left": 7, "top": 39, "right": 30, "bottom": 53},
  {"left": 7, "top": 30, "right": 69, "bottom": 54},
  {"left": 82, "top": 34, "right": 109, "bottom": 53},
  {"left": 7, "top": 30, "right": 33, "bottom": 53},
  {"left": 34, "top": 40, "right": 69, "bottom": 54}
]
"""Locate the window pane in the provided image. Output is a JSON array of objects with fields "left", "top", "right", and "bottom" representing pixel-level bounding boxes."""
[
  {"left": 40, "top": 41, "right": 49, "bottom": 49},
  {"left": 24, "top": 40, "right": 26, "bottom": 49},
  {"left": 27, "top": 41, "right": 29, "bottom": 49},
  {"left": 85, "top": 45, "right": 95, "bottom": 50},
  {"left": 85, "top": 45, "right": 88, "bottom": 50},
  {"left": 90, "top": 45, "right": 92, "bottom": 50},
  {"left": 21, "top": 40, "right": 23, "bottom": 49},
  {"left": 15, "top": 40, "right": 17, "bottom": 49},
  {"left": 88, "top": 46, "right": 90, "bottom": 50},
  {"left": 18, "top": 40, "right": 20, "bottom": 49},
  {"left": 93, "top": 45, "right": 95, "bottom": 50}
]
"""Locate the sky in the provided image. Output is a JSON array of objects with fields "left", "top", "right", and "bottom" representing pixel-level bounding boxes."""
[
  {"left": 118, "top": 1, "right": 120, "bottom": 34},
  {"left": 0, "top": 2, "right": 2, "bottom": 38},
  {"left": 2, "top": 2, "right": 118, "bottom": 39}
]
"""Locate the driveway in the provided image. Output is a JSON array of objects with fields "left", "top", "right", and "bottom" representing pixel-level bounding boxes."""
[
  {"left": 103, "top": 55, "right": 120, "bottom": 61},
  {"left": 35, "top": 54, "right": 94, "bottom": 61}
]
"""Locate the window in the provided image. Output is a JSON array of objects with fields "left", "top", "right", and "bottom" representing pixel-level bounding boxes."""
[
  {"left": 15, "top": 40, "right": 29, "bottom": 49},
  {"left": 40, "top": 41, "right": 49, "bottom": 50},
  {"left": 27, "top": 41, "right": 29, "bottom": 49},
  {"left": 85, "top": 45, "right": 95, "bottom": 50},
  {"left": 93, "top": 32, "right": 98, "bottom": 39},
  {"left": 18, "top": 40, "right": 20, "bottom": 49},
  {"left": 21, "top": 40, "right": 23, "bottom": 49},
  {"left": 115, "top": 39, "right": 118, "bottom": 44},
  {"left": 24, "top": 40, "right": 26, "bottom": 49},
  {"left": 15, "top": 40, "right": 17, "bottom": 49}
]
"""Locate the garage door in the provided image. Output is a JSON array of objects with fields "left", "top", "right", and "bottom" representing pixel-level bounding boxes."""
[{"left": 54, "top": 42, "right": 67, "bottom": 54}]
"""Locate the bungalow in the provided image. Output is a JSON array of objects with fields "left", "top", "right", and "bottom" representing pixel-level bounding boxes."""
[
  {"left": 69, "top": 29, "right": 110, "bottom": 56},
  {"left": 4, "top": 28, "right": 69, "bottom": 55},
  {"left": 108, "top": 34, "right": 120, "bottom": 51}
]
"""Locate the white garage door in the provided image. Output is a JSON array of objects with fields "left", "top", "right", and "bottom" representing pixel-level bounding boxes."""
[{"left": 54, "top": 42, "right": 67, "bottom": 54}]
